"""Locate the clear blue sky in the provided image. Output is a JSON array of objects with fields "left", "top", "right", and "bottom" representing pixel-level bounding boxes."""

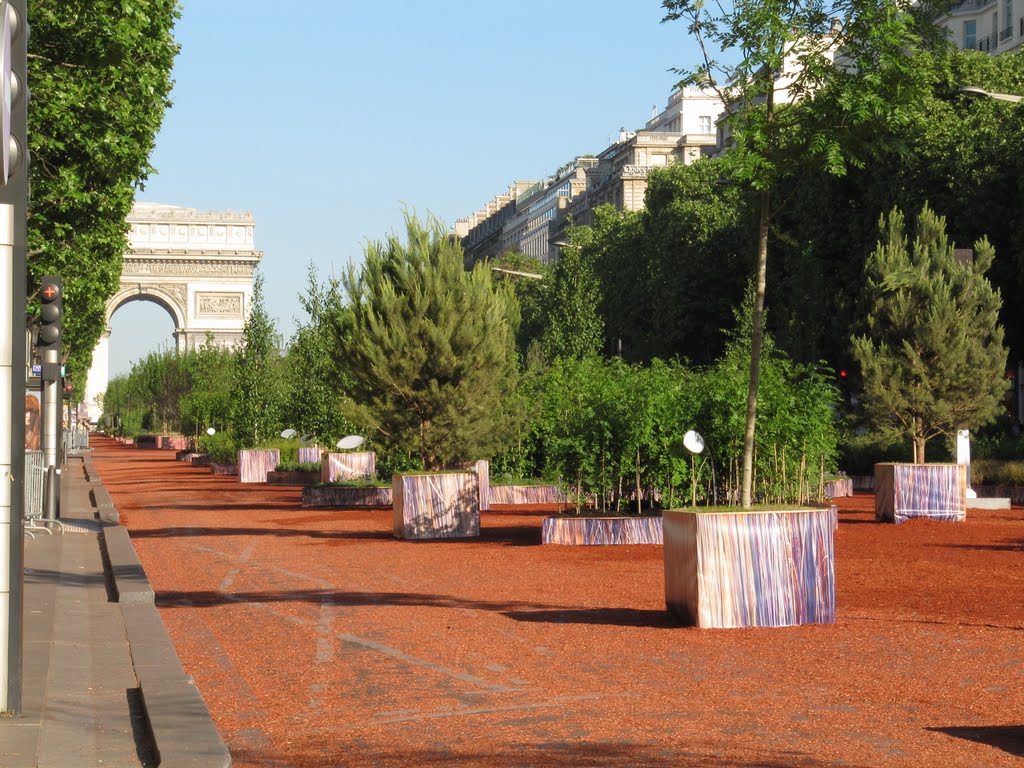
[{"left": 111, "top": 0, "right": 699, "bottom": 375}]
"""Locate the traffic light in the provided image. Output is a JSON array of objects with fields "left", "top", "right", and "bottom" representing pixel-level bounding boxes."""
[
  {"left": 0, "top": 0, "right": 28, "bottom": 191},
  {"left": 38, "top": 276, "right": 63, "bottom": 350}
]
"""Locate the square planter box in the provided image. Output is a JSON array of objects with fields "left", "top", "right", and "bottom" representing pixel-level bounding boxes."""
[
  {"left": 542, "top": 515, "right": 663, "bottom": 545},
  {"left": 874, "top": 463, "right": 967, "bottom": 523},
  {"left": 320, "top": 452, "right": 376, "bottom": 483},
  {"left": 663, "top": 507, "right": 837, "bottom": 629},
  {"left": 298, "top": 446, "right": 323, "bottom": 464},
  {"left": 302, "top": 485, "right": 394, "bottom": 508},
  {"left": 392, "top": 472, "right": 480, "bottom": 540},
  {"left": 237, "top": 449, "right": 280, "bottom": 484},
  {"left": 824, "top": 478, "right": 853, "bottom": 498}
]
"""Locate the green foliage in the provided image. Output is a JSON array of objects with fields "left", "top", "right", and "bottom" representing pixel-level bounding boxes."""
[
  {"left": 334, "top": 211, "right": 521, "bottom": 470},
  {"left": 971, "top": 459, "right": 1024, "bottom": 486},
  {"left": 492, "top": 316, "right": 839, "bottom": 510},
  {"left": 198, "top": 431, "right": 237, "bottom": 464},
  {"left": 280, "top": 264, "right": 356, "bottom": 444},
  {"left": 852, "top": 205, "right": 1009, "bottom": 463},
  {"left": 28, "top": 1, "right": 179, "bottom": 389},
  {"left": 489, "top": 252, "right": 548, "bottom": 359},
  {"left": 273, "top": 461, "right": 321, "bottom": 473},
  {"left": 582, "top": 161, "right": 752, "bottom": 364},
  {"left": 232, "top": 273, "right": 285, "bottom": 448},
  {"left": 538, "top": 229, "right": 604, "bottom": 361},
  {"left": 178, "top": 339, "right": 236, "bottom": 437}
]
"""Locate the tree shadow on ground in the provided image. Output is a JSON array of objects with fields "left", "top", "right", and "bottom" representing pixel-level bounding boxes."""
[
  {"left": 935, "top": 539, "right": 1023, "bottom": 552},
  {"left": 927, "top": 726, "right": 1024, "bottom": 757},
  {"left": 228, "top": 742, "right": 856, "bottom": 768},
  {"left": 156, "top": 588, "right": 566, "bottom": 612}
]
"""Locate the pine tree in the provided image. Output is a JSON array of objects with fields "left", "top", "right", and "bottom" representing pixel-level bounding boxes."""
[
  {"left": 852, "top": 205, "right": 1008, "bottom": 463},
  {"left": 334, "top": 212, "right": 521, "bottom": 470}
]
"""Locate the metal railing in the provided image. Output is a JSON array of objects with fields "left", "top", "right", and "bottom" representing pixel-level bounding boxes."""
[
  {"left": 976, "top": 32, "right": 999, "bottom": 51},
  {"left": 24, "top": 450, "right": 45, "bottom": 523}
]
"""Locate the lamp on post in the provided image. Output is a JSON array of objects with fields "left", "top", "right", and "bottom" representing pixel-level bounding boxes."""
[{"left": 958, "top": 85, "right": 1024, "bottom": 103}]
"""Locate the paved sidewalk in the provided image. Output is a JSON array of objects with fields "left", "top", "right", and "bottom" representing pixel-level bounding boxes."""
[{"left": 0, "top": 450, "right": 230, "bottom": 768}]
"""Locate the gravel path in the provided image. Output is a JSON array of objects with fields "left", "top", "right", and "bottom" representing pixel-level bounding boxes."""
[{"left": 91, "top": 437, "right": 1024, "bottom": 767}]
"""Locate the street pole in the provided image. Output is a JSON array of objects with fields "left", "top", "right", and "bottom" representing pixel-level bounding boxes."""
[{"left": 0, "top": 0, "right": 29, "bottom": 716}]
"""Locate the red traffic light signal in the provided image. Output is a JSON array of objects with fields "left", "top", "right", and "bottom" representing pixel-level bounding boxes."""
[{"left": 38, "top": 276, "right": 63, "bottom": 349}]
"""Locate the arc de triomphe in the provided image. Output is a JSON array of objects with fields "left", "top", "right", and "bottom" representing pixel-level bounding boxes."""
[{"left": 83, "top": 202, "right": 263, "bottom": 422}]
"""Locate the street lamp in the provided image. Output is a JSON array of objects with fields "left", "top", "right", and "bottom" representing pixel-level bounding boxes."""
[
  {"left": 490, "top": 266, "right": 543, "bottom": 280},
  {"left": 958, "top": 85, "right": 1024, "bottom": 103}
]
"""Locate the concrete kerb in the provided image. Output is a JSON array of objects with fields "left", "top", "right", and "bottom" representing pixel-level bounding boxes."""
[{"left": 85, "top": 459, "right": 232, "bottom": 768}]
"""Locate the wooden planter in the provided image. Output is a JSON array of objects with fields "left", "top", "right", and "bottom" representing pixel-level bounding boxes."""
[
  {"left": 302, "top": 485, "right": 393, "bottom": 508},
  {"left": 237, "top": 449, "right": 280, "bottom": 484},
  {"left": 210, "top": 462, "right": 238, "bottom": 476},
  {"left": 489, "top": 485, "right": 567, "bottom": 506},
  {"left": 392, "top": 472, "right": 480, "bottom": 540},
  {"left": 266, "top": 470, "right": 320, "bottom": 486},
  {"left": 320, "top": 452, "right": 376, "bottom": 482},
  {"left": 297, "top": 446, "right": 323, "bottom": 464},
  {"left": 542, "top": 515, "right": 662, "bottom": 545},
  {"left": 663, "top": 506, "right": 837, "bottom": 629},
  {"left": 824, "top": 478, "right": 853, "bottom": 498},
  {"left": 874, "top": 463, "right": 967, "bottom": 523}
]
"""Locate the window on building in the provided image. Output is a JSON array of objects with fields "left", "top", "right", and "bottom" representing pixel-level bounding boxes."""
[
  {"left": 964, "top": 19, "right": 976, "bottom": 48},
  {"left": 699, "top": 115, "right": 712, "bottom": 133},
  {"left": 1005, "top": 0, "right": 1013, "bottom": 33}
]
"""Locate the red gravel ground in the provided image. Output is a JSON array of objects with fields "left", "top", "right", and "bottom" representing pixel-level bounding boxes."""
[{"left": 90, "top": 436, "right": 1023, "bottom": 767}]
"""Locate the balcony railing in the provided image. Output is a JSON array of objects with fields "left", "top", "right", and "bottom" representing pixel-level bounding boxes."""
[
  {"left": 1000, "top": 25, "right": 1013, "bottom": 41},
  {"left": 976, "top": 31, "right": 998, "bottom": 51},
  {"left": 949, "top": 0, "right": 997, "bottom": 10}
]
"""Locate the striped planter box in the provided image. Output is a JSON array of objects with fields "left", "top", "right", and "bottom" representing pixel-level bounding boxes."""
[
  {"left": 824, "top": 478, "right": 853, "bottom": 498},
  {"left": 542, "top": 515, "right": 662, "bottom": 545},
  {"left": 392, "top": 472, "right": 480, "bottom": 540},
  {"left": 320, "top": 452, "right": 376, "bottom": 482},
  {"left": 489, "top": 485, "right": 567, "bottom": 505},
  {"left": 874, "top": 463, "right": 967, "bottom": 523},
  {"left": 238, "top": 449, "right": 280, "bottom": 484},
  {"left": 302, "top": 486, "right": 393, "bottom": 508},
  {"left": 298, "top": 446, "right": 322, "bottom": 464},
  {"left": 157, "top": 435, "right": 189, "bottom": 450},
  {"left": 266, "top": 470, "right": 320, "bottom": 486},
  {"left": 664, "top": 506, "right": 837, "bottom": 629}
]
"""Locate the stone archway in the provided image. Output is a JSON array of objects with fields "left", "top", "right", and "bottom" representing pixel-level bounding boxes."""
[{"left": 83, "top": 202, "right": 263, "bottom": 422}]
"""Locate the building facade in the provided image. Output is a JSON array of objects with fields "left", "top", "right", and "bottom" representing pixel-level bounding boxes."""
[
  {"left": 938, "top": 0, "right": 1024, "bottom": 53},
  {"left": 457, "top": 86, "right": 722, "bottom": 266}
]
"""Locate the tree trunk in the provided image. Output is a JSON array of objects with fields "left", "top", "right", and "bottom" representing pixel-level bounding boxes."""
[
  {"left": 741, "top": 189, "right": 771, "bottom": 508},
  {"left": 914, "top": 416, "right": 926, "bottom": 464}
]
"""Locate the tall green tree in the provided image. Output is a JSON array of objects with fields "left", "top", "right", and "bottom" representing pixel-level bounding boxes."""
[
  {"left": 662, "top": 0, "right": 945, "bottom": 506},
  {"left": 28, "top": 1, "right": 179, "bottom": 388},
  {"left": 851, "top": 206, "right": 1008, "bottom": 463},
  {"left": 334, "top": 212, "right": 521, "bottom": 470},
  {"left": 539, "top": 229, "right": 604, "bottom": 361},
  {"left": 282, "top": 265, "right": 355, "bottom": 444},
  {"left": 232, "top": 273, "right": 283, "bottom": 447}
]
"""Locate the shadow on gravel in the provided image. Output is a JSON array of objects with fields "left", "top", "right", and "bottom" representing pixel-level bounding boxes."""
[
  {"left": 928, "top": 725, "right": 1024, "bottom": 757},
  {"left": 502, "top": 607, "right": 678, "bottom": 628},
  {"left": 129, "top": 524, "right": 542, "bottom": 546},
  {"left": 936, "top": 539, "right": 1024, "bottom": 552},
  {"left": 227, "top": 743, "right": 849, "bottom": 767},
  {"left": 156, "top": 588, "right": 564, "bottom": 612}
]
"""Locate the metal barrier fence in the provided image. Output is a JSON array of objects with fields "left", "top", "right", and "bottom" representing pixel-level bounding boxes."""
[
  {"left": 24, "top": 450, "right": 45, "bottom": 521},
  {"left": 64, "top": 428, "right": 89, "bottom": 455}
]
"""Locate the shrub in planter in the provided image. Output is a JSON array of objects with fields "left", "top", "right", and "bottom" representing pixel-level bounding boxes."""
[{"left": 198, "top": 431, "right": 238, "bottom": 464}]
